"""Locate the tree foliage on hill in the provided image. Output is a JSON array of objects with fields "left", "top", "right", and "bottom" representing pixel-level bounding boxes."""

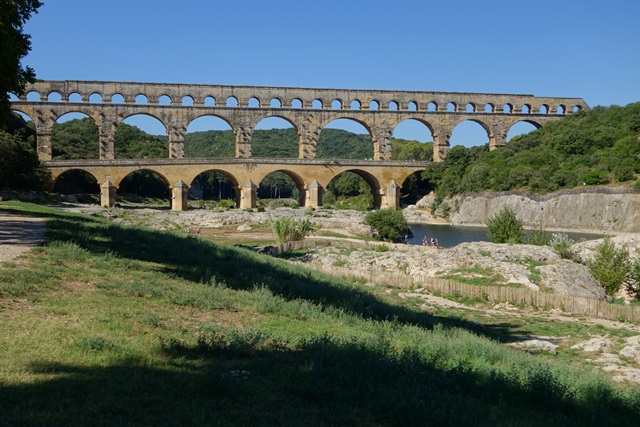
[
  {"left": 0, "top": 0, "right": 42, "bottom": 124},
  {"left": 0, "top": 114, "right": 49, "bottom": 190},
  {"left": 424, "top": 102, "right": 640, "bottom": 197}
]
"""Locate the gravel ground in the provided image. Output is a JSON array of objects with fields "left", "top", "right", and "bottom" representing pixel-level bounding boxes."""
[{"left": 0, "top": 212, "right": 46, "bottom": 263}]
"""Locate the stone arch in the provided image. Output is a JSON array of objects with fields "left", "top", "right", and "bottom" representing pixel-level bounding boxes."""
[
  {"left": 407, "top": 101, "right": 418, "bottom": 111},
  {"left": 117, "top": 169, "right": 172, "bottom": 204},
  {"left": 388, "top": 101, "right": 399, "bottom": 111},
  {"left": 159, "top": 95, "right": 172, "bottom": 105},
  {"left": 249, "top": 97, "right": 260, "bottom": 108},
  {"left": 538, "top": 104, "right": 548, "bottom": 114},
  {"left": 312, "top": 99, "right": 323, "bottom": 109},
  {"left": 185, "top": 114, "right": 235, "bottom": 158},
  {"left": 484, "top": 103, "right": 494, "bottom": 113},
  {"left": 450, "top": 118, "right": 491, "bottom": 148},
  {"left": 369, "top": 100, "right": 380, "bottom": 110},
  {"left": 204, "top": 96, "right": 216, "bottom": 107},
  {"left": 327, "top": 169, "right": 382, "bottom": 209},
  {"left": 350, "top": 100, "right": 361, "bottom": 110},
  {"left": 226, "top": 96, "right": 238, "bottom": 107},
  {"left": 316, "top": 117, "right": 375, "bottom": 160},
  {"left": 394, "top": 117, "right": 435, "bottom": 136},
  {"left": 506, "top": 119, "right": 541, "bottom": 141},
  {"left": 252, "top": 115, "right": 300, "bottom": 159},
  {"left": 291, "top": 98, "right": 303, "bottom": 109},
  {"left": 135, "top": 94, "right": 148, "bottom": 104},
  {"left": 111, "top": 93, "right": 125, "bottom": 104},
  {"left": 331, "top": 99, "right": 343, "bottom": 110},
  {"left": 10, "top": 108, "right": 33, "bottom": 122},
  {"left": 89, "top": 93, "right": 103, "bottom": 103},
  {"left": 47, "top": 91, "right": 62, "bottom": 102},
  {"left": 68, "top": 92, "right": 83, "bottom": 103},
  {"left": 51, "top": 169, "right": 100, "bottom": 195},
  {"left": 270, "top": 98, "right": 282, "bottom": 108},
  {"left": 53, "top": 112, "right": 100, "bottom": 160},
  {"left": 188, "top": 169, "right": 240, "bottom": 206},
  {"left": 116, "top": 113, "right": 169, "bottom": 159},
  {"left": 181, "top": 96, "right": 195, "bottom": 106},
  {"left": 427, "top": 102, "right": 437, "bottom": 112},
  {"left": 257, "top": 169, "right": 307, "bottom": 206}
]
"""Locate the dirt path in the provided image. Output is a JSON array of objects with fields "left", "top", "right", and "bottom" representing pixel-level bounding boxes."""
[{"left": 0, "top": 212, "right": 47, "bottom": 263}]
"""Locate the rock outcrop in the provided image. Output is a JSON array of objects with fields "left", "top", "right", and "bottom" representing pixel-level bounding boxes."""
[{"left": 417, "top": 187, "right": 640, "bottom": 234}]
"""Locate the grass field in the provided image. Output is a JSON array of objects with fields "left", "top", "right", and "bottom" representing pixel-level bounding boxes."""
[{"left": 0, "top": 201, "right": 639, "bottom": 426}]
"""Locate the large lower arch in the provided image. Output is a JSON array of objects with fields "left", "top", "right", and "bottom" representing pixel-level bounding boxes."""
[
  {"left": 257, "top": 169, "right": 306, "bottom": 207},
  {"left": 188, "top": 169, "right": 239, "bottom": 207},
  {"left": 325, "top": 169, "right": 382, "bottom": 209},
  {"left": 117, "top": 169, "right": 172, "bottom": 207},
  {"left": 51, "top": 169, "right": 100, "bottom": 198}
]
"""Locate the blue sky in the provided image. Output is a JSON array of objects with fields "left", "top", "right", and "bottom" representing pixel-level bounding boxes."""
[{"left": 19, "top": 0, "right": 640, "bottom": 146}]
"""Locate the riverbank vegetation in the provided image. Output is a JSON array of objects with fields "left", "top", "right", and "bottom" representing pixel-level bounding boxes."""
[{"left": 1, "top": 201, "right": 639, "bottom": 425}]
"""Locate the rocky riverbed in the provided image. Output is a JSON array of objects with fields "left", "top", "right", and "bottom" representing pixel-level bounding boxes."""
[{"left": 57, "top": 203, "right": 640, "bottom": 301}]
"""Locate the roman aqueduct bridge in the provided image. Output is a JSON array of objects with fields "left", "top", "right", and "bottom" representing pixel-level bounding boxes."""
[{"left": 10, "top": 80, "right": 588, "bottom": 210}]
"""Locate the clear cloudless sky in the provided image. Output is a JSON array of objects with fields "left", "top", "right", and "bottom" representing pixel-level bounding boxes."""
[{"left": 18, "top": 0, "right": 640, "bottom": 145}]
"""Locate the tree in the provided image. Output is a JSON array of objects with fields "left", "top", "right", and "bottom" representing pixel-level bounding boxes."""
[
  {"left": 0, "top": 128, "right": 49, "bottom": 190},
  {"left": 626, "top": 258, "right": 640, "bottom": 300},
  {"left": 364, "top": 208, "right": 409, "bottom": 242},
  {"left": 0, "top": 0, "right": 43, "bottom": 125},
  {"left": 588, "top": 237, "right": 630, "bottom": 296},
  {"left": 486, "top": 206, "right": 525, "bottom": 244}
]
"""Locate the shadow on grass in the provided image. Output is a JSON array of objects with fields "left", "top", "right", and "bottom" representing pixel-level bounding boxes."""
[
  {"left": 0, "top": 203, "right": 531, "bottom": 343},
  {"left": 1, "top": 336, "right": 638, "bottom": 427}
]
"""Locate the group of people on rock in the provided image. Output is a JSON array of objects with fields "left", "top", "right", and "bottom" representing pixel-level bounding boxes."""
[{"left": 422, "top": 236, "right": 439, "bottom": 247}]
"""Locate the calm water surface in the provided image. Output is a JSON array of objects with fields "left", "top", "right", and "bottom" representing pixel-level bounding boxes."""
[{"left": 408, "top": 223, "right": 603, "bottom": 248}]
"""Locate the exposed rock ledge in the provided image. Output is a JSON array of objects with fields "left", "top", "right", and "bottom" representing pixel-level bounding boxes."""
[{"left": 416, "top": 187, "right": 640, "bottom": 234}]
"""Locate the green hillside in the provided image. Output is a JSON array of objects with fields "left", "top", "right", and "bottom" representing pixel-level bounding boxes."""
[{"left": 425, "top": 102, "right": 640, "bottom": 196}]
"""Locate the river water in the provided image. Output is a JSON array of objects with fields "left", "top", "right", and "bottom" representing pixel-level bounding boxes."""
[{"left": 407, "top": 223, "right": 603, "bottom": 248}]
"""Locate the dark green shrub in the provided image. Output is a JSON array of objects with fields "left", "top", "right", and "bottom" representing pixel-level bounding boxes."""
[
  {"left": 588, "top": 237, "right": 630, "bottom": 295},
  {"left": 626, "top": 258, "right": 640, "bottom": 299},
  {"left": 486, "top": 206, "right": 525, "bottom": 244},
  {"left": 364, "top": 208, "right": 408, "bottom": 242}
]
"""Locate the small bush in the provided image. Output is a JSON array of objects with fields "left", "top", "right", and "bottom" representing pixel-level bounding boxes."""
[
  {"left": 526, "top": 228, "right": 550, "bottom": 246},
  {"left": 364, "top": 208, "right": 408, "bottom": 242},
  {"left": 588, "top": 237, "right": 630, "bottom": 295},
  {"left": 486, "top": 206, "right": 524, "bottom": 244},
  {"left": 268, "top": 217, "right": 317, "bottom": 244},
  {"left": 550, "top": 233, "right": 576, "bottom": 260},
  {"left": 625, "top": 258, "right": 640, "bottom": 299}
]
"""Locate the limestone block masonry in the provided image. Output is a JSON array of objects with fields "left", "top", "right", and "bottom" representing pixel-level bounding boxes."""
[{"left": 12, "top": 80, "right": 588, "bottom": 162}]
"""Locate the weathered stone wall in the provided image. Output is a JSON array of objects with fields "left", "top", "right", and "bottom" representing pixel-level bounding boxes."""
[{"left": 417, "top": 188, "right": 640, "bottom": 233}]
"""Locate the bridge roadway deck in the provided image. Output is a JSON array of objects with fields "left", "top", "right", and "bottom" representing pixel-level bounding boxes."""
[{"left": 46, "top": 158, "right": 430, "bottom": 210}]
